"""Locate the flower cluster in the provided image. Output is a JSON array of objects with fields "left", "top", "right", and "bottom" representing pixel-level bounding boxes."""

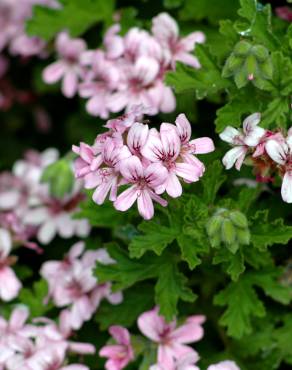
[
  {"left": 73, "top": 108, "right": 214, "bottom": 219},
  {"left": 0, "top": 0, "right": 58, "bottom": 58},
  {"left": 0, "top": 306, "right": 95, "bottom": 370},
  {"left": 220, "top": 112, "right": 292, "bottom": 203},
  {"left": 40, "top": 241, "right": 123, "bottom": 330},
  {"left": 99, "top": 307, "right": 240, "bottom": 370},
  {"left": 43, "top": 12, "right": 205, "bottom": 117},
  {"left": 0, "top": 149, "right": 90, "bottom": 301}
]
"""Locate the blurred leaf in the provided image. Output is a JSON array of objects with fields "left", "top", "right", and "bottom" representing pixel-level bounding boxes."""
[{"left": 19, "top": 280, "right": 52, "bottom": 318}]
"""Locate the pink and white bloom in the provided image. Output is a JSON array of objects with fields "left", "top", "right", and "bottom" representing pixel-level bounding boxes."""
[
  {"left": 79, "top": 50, "right": 120, "bottom": 118},
  {"left": 266, "top": 134, "right": 292, "bottom": 203},
  {"left": 137, "top": 308, "right": 205, "bottom": 370},
  {"left": 220, "top": 113, "right": 266, "bottom": 170},
  {"left": 114, "top": 156, "right": 168, "bottom": 219},
  {"left": 141, "top": 124, "right": 203, "bottom": 197},
  {"left": 0, "top": 233, "right": 21, "bottom": 301},
  {"left": 150, "top": 353, "right": 200, "bottom": 370},
  {"left": 43, "top": 31, "right": 87, "bottom": 98},
  {"left": 175, "top": 113, "right": 214, "bottom": 175},
  {"left": 99, "top": 326, "right": 134, "bottom": 370},
  {"left": 207, "top": 361, "right": 240, "bottom": 370},
  {"left": 151, "top": 13, "right": 205, "bottom": 68}
]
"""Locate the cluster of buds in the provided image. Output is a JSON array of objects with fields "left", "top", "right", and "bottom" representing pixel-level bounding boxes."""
[
  {"left": 99, "top": 307, "right": 240, "bottom": 370},
  {"left": 222, "top": 41, "right": 273, "bottom": 88},
  {"left": 206, "top": 209, "right": 250, "bottom": 254},
  {"left": 0, "top": 306, "right": 95, "bottom": 370},
  {"left": 43, "top": 12, "right": 205, "bottom": 117},
  {"left": 73, "top": 107, "right": 215, "bottom": 220},
  {"left": 40, "top": 241, "right": 123, "bottom": 330},
  {"left": 220, "top": 112, "right": 292, "bottom": 203}
]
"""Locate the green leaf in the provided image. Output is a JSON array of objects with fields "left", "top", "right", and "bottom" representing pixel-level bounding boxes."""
[
  {"left": 180, "top": 0, "right": 240, "bottom": 24},
  {"left": 215, "top": 89, "right": 260, "bottom": 132},
  {"left": 95, "top": 244, "right": 160, "bottom": 291},
  {"left": 214, "top": 270, "right": 291, "bottom": 338},
  {"left": 261, "top": 97, "right": 290, "bottom": 129},
  {"left": 26, "top": 0, "right": 114, "bottom": 41},
  {"left": 76, "top": 199, "right": 128, "bottom": 228},
  {"left": 250, "top": 210, "right": 292, "bottom": 250},
  {"left": 19, "top": 280, "right": 52, "bottom": 317},
  {"left": 201, "top": 160, "right": 226, "bottom": 204},
  {"left": 163, "top": 0, "right": 183, "bottom": 8},
  {"left": 129, "top": 221, "right": 178, "bottom": 258},
  {"left": 166, "top": 45, "right": 230, "bottom": 98},
  {"left": 214, "top": 276, "right": 266, "bottom": 338},
  {"left": 177, "top": 235, "right": 202, "bottom": 269},
  {"left": 237, "top": 187, "right": 260, "bottom": 213},
  {"left": 212, "top": 248, "right": 245, "bottom": 281},
  {"left": 237, "top": 0, "right": 280, "bottom": 51},
  {"left": 155, "top": 262, "right": 197, "bottom": 320},
  {"left": 95, "top": 285, "right": 154, "bottom": 330}
]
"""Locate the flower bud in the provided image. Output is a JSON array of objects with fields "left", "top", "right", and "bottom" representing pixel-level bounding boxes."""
[
  {"left": 221, "top": 219, "right": 236, "bottom": 245},
  {"left": 234, "top": 68, "right": 248, "bottom": 88},
  {"left": 237, "top": 228, "right": 251, "bottom": 245},
  {"left": 230, "top": 211, "right": 248, "bottom": 229},
  {"left": 233, "top": 41, "right": 252, "bottom": 56},
  {"left": 41, "top": 159, "right": 74, "bottom": 198},
  {"left": 222, "top": 54, "right": 243, "bottom": 77},
  {"left": 206, "top": 215, "right": 224, "bottom": 237},
  {"left": 245, "top": 54, "right": 257, "bottom": 81},
  {"left": 251, "top": 45, "right": 269, "bottom": 62},
  {"left": 259, "top": 59, "right": 273, "bottom": 79}
]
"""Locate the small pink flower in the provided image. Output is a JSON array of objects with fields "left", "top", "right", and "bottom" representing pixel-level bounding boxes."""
[
  {"left": 150, "top": 352, "right": 200, "bottom": 370},
  {"left": 79, "top": 50, "right": 120, "bottom": 118},
  {"left": 151, "top": 13, "right": 205, "bottom": 68},
  {"left": 141, "top": 123, "right": 202, "bottom": 197},
  {"left": 43, "top": 31, "right": 87, "bottom": 98},
  {"left": 0, "top": 232, "right": 21, "bottom": 301},
  {"left": 207, "top": 360, "right": 240, "bottom": 370},
  {"left": 114, "top": 156, "right": 168, "bottom": 219},
  {"left": 220, "top": 113, "right": 265, "bottom": 170},
  {"left": 266, "top": 135, "right": 292, "bottom": 203},
  {"left": 275, "top": 6, "right": 292, "bottom": 22},
  {"left": 104, "top": 24, "right": 124, "bottom": 60},
  {"left": 99, "top": 325, "right": 134, "bottom": 370},
  {"left": 138, "top": 307, "right": 205, "bottom": 370},
  {"left": 84, "top": 138, "right": 131, "bottom": 204}
]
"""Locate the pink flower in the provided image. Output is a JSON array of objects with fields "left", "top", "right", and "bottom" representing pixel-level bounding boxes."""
[
  {"left": 84, "top": 138, "right": 131, "bottom": 204},
  {"left": 265, "top": 135, "right": 292, "bottom": 203},
  {"left": 141, "top": 124, "right": 202, "bottom": 197},
  {"left": 99, "top": 326, "right": 134, "bottom": 370},
  {"left": 150, "top": 353, "right": 200, "bottom": 370},
  {"left": 43, "top": 31, "right": 87, "bottom": 98},
  {"left": 79, "top": 50, "right": 120, "bottom": 118},
  {"left": 104, "top": 24, "right": 124, "bottom": 60},
  {"left": 207, "top": 360, "right": 240, "bottom": 370},
  {"left": 175, "top": 113, "right": 214, "bottom": 175},
  {"left": 151, "top": 13, "right": 205, "bottom": 68},
  {"left": 137, "top": 308, "right": 205, "bottom": 370},
  {"left": 220, "top": 113, "right": 265, "bottom": 170},
  {"left": 0, "top": 232, "right": 21, "bottom": 301},
  {"left": 275, "top": 6, "right": 292, "bottom": 22},
  {"left": 114, "top": 156, "right": 168, "bottom": 219},
  {"left": 72, "top": 142, "right": 103, "bottom": 178}
]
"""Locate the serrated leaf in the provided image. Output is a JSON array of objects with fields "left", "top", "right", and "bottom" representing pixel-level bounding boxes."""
[
  {"left": 201, "top": 160, "right": 226, "bottom": 203},
  {"left": 129, "top": 221, "right": 178, "bottom": 258},
  {"left": 180, "top": 0, "right": 240, "bottom": 24},
  {"left": 155, "top": 262, "right": 196, "bottom": 321},
  {"left": 214, "top": 276, "right": 266, "bottom": 338},
  {"left": 261, "top": 97, "right": 290, "bottom": 129},
  {"left": 26, "top": 0, "right": 114, "bottom": 41},
  {"left": 177, "top": 235, "right": 202, "bottom": 269},
  {"left": 250, "top": 210, "right": 292, "bottom": 250},
  {"left": 166, "top": 45, "right": 230, "bottom": 98},
  {"left": 237, "top": 0, "right": 280, "bottom": 51},
  {"left": 214, "top": 270, "right": 291, "bottom": 338},
  {"left": 215, "top": 89, "right": 260, "bottom": 132},
  {"left": 237, "top": 187, "right": 260, "bottom": 213}
]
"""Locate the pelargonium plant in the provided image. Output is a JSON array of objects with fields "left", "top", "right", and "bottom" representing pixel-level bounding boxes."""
[{"left": 1, "top": 0, "right": 292, "bottom": 369}]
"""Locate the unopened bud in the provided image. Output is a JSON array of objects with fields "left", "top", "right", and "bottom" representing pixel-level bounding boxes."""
[
  {"left": 251, "top": 45, "right": 269, "bottom": 62},
  {"left": 206, "top": 215, "right": 223, "bottom": 237},
  {"left": 237, "top": 228, "right": 251, "bottom": 245},
  {"left": 234, "top": 68, "right": 248, "bottom": 88},
  {"left": 233, "top": 41, "right": 252, "bottom": 56},
  {"left": 259, "top": 59, "right": 273, "bottom": 79},
  {"left": 230, "top": 211, "right": 248, "bottom": 229},
  {"left": 221, "top": 219, "right": 236, "bottom": 245},
  {"left": 245, "top": 54, "right": 257, "bottom": 80}
]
